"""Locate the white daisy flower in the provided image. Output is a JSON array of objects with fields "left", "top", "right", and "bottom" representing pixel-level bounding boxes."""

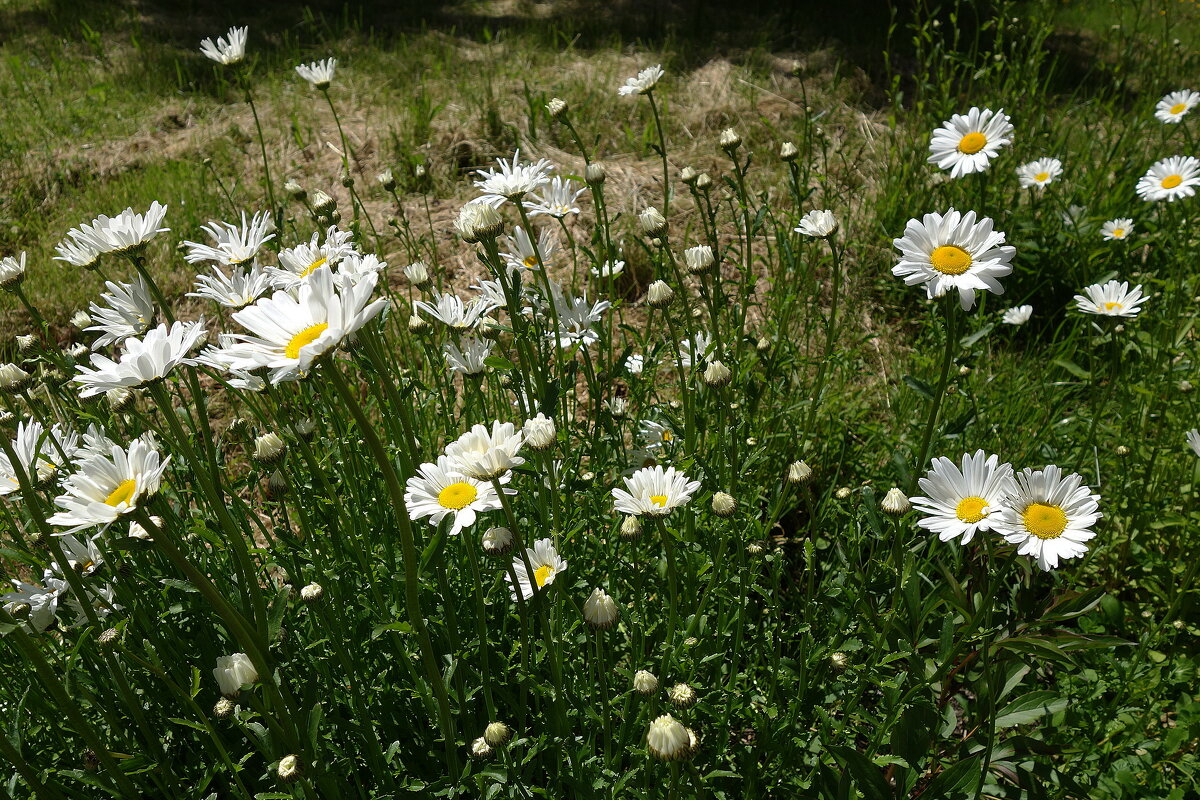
[
  {"left": 295, "top": 58, "right": 336, "bottom": 90},
  {"left": 268, "top": 226, "right": 358, "bottom": 290},
  {"left": 1016, "top": 157, "right": 1063, "bottom": 189},
  {"left": 1001, "top": 305, "right": 1033, "bottom": 326},
  {"left": 404, "top": 455, "right": 508, "bottom": 536},
  {"left": 911, "top": 450, "right": 1016, "bottom": 545},
  {"left": 86, "top": 276, "right": 155, "bottom": 349},
  {"left": 415, "top": 292, "right": 498, "bottom": 330},
  {"left": 928, "top": 107, "right": 1014, "bottom": 178},
  {"left": 501, "top": 226, "right": 557, "bottom": 272},
  {"left": 618, "top": 64, "right": 664, "bottom": 96},
  {"left": 625, "top": 353, "right": 646, "bottom": 375},
  {"left": 73, "top": 202, "right": 170, "bottom": 256},
  {"left": 892, "top": 209, "right": 1014, "bottom": 311},
  {"left": 212, "top": 265, "right": 386, "bottom": 383},
  {"left": 65, "top": 581, "right": 121, "bottom": 625},
  {"left": 524, "top": 177, "right": 586, "bottom": 218},
  {"left": 47, "top": 439, "right": 170, "bottom": 534},
  {"left": 444, "top": 421, "right": 525, "bottom": 480},
  {"left": 990, "top": 465, "right": 1101, "bottom": 571},
  {"left": 200, "top": 26, "right": 248, "bottom": 66},
  {"left": 2, "top": 575, "right": 67, "bottom": 633},
  {"left": 612, "top": 465, "right": 701, "bottom": 517},
  {"left": 639, "top": 419, "right": 677, "bottom": 450},
  {"left": 1074, "top": 280, "right": 1146, "bottom": 318},
  {"left": 507, "top": 538, "right": 567, "bottom": 601},
  {"left": 73, "top": 320, "right": 207, "bottom": 397},
  {"left": 0, "top": 421, "right": 79, "bottom": 496},
  {"left": 333, "top": 252, "right": 386, "bottom": 287},
  {"left": 53, "top": 534, "right": 105, "bottom": 577},
  {"left": 53, "top": 235, "right": 101, "bottom": 269},
  {"left": 547, "top": 283, "right": 611, "bottom": 349},
  {"left": 1155, "top": 90, "right": 1199, "bottom": 124},
  {"left": 1136, "top": 156, "right": 1200, "bottom": 202},
  {"left": 1187, "top": 429, "right": 1200, "bottom": 457},
  {"left": 794, "top": 209, "right": 838, "bottom": 238},
  {"left": 1099, "top": 218, "right": 1132, "bottom": 241},
  {"left": 183, "top": 211, "right": 275, "bottom": 266},
  {"left": 677, "top": 332, "right": 714, "bottom": 369},
  {"left": 188, "top": 263, "right": 273, "bottom": 309},
  {"left": 591, "top": 260, "right": 626, "bottom": 279},
  {"left": 0, "top": 252, "right": 27, "bottom": 289},
  {"left": 443, "top": 337, "right": 493, "bottom": 376},
  {"left": 472, "top": 149, "right": 555, "bottom": 206}
]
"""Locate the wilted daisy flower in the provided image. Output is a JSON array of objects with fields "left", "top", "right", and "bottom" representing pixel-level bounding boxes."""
[
  {"left": 639, "top": 419, "right": 677, "bottom": 449},
  {"left": 188, "top": 263, "right": 273, "bottom": 309},
  {"left": 911, "top": 451, "right": 1016, "bottom": 545},
  {"left": 73, "top": 320, "right": 207, "bottom": 397},
  {"left": 677, "top": 332, "right": 714, "bottom": 369},
  {"left": 1136, "top": 156, "right": 1200, "bottom": 202},
  {"left": 618, "top": 64, "right": 664, "bottom": 96},
  {"left": 295, "top": 58, "right": 337, "bottom": 90},
  {"left": 53, "top": 235, "right": 101, "bottom": 270},
  {"left": 209, "top": 266, "right": 385, "bottom": 383},
  {"left": 1074, "top": 280, "right": 1146, "bottom": 318},
  {"left": 525, "top": 177, "right": 586, "bottom": 218},
  {"left": 183, "top": 211, "right": 275, "bottom": 266},
  {"left": 47, "top": 439, "right": 170, "bottom": 534},
  {"left": 991, "top": 465, "right": 1101, "bottom": 571},
  {"left": 73, "top": 202, "right": 170, "bottom": 256},
  {"left": 507, "top": 538, "right": 568, "bottom": 601},
  {"left": 199, "top": 26, "right": 248, "bottom": 66},
  {"left": 1155, "top": 90, "right": 1199, "bottom": 124},
  {"left": 612, "top": 465, "right": 701, "bottom": 517},
  {"left": 892, "top": 209, "right": 1014, "bottom": 311},
  {"left": 443, "top": 337, "right": 493, "bottom": 376},
  {"left": 472, "top": 149, "right": 555, "bottom": 206},
  {"left": 213, "top": 653, "right": 258, "bottom": 698},
  {"left": 795, "top": 209, "right": 838, "bottom": 238},
  {"left": 547, "top": 283, "right": 611, "bottom": 349},
  {"left": 590, "top": 260, "right": 626, "bottom": 279},
  {"left": 404, "top": 455, "right": 508, "bottom": 536},
  {"left": 1016, "top": 157, "right": 1063, "bottom": 189},
  {"left": 0, "top": 253, "right": 27, "bottom": 290},
  {"left": 268, "top": 226, "right": 357, "bottom": 289},
  {"left": 1100, "top": 218, "right": 1133, "bottom": 241},
  {"left": 2, "top": 575, "right": 66, "bottom": 633},
  {"left": 86, "top": 276, "right": 155, "bottom": 349},
  {"left": 1001, "top": 305, "right": 1033, "bottom": 326},
  {"left": 501, "top": 226, "right": 557, "bottom": 272},
  {"left": 928, "top": 107, "right": 1014, "bottom": 178},
  {"left": 415, "top": 292, "right": 498, "bottom": 330},
  {"left": 445, "top": 421, "right": 525, "bottom": 480}
]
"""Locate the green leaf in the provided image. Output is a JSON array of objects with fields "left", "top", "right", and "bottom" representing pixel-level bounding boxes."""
[
  {"left": 267, "top": 585, "right": 291, "bottom": 644},
  {"left": 484, "top": 355, "right": 514, "bottom": 371},
  {"left": 903, "top": 375, "right": 934, "bottom": 400},
  {"left": 1052, "top": 358, "right": 1091, "bottom": 380},
  {"left": 994, "top": 691, "right": 1068, "bottom": 728},
  {"left": 371, "top": 621, "right": 413, "bottom": 640},
  {"left": 922, "top": 756, "right": 980, "bottom": 798},
  {"left": 830, "top": 746, "right": 889, "bottom": 800}
]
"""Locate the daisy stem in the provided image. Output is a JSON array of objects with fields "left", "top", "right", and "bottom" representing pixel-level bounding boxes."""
[
  {"left": 561, "top": 116, "right": 591, "bottom": 165},
  {"left": 128, "top": 252, "right": 175, "bottom": 324},
  {"left": 239, "top": 71, "right": 280, "bottom": 224},
  {"left": 910, "top": 298, "right": 959, "bottom": 493},
  {"left": 321, "top": 89, "right": 356, "bottom": 214},
  {"left": 325, "top": 364, "right": 460, "bottom": 775},
  {"left": 0, "top": 718, "right": 68, "bottom": 800},
  {"left": 656, "top": 518, "right": 681, "bottom": 672},
  {"left": 646, "top": 91, "right": 671, "bottom": 219},
  {"left": 463, "top": 531, "right": 497, "bottom": 720},
  {"left": 662, "top": 309, "right": 695, "bottom": 455},
  {"left": 13, "top": 286, "right": 49, "bottom": 336},
  {"left": 801, "top": 235, "right": 843, "bottom": 446}
]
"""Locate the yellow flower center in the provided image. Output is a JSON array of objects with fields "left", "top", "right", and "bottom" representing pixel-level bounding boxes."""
[
  {"left": 957, "top": 132, "right": 987, "bottom": 154},
  {"left": 437, "top": 481, "right": 478, "bottom": 510},
  {"left": 1104, "top": 301, "right": 1124, "bottom": 311},
  {"left": 534, "top": 564, "right": 555, "bottom": 587},
  {"left": 660, "top": 430, "right": 673, "bottom": 442},
  {"left": 650, "top": 494, "right": 669, "bottom": 508},
  {"left": 1162, "top": 174, "right": 1183, "bottom": 189},
  {"left": 930, "top": 245, "right": 973, "bottom": 275},
  {"left": 284, "top": 323, "right": 329, "bottom": 360},
  {"left": 298, "top": 257, "right": 327, "bottom": 278},
  {"left": 955, "top": 496, "right": 989, "bottom": 524},
  {"left": 523, "top": 255, "right": 539, "bottom": 269},
  {"left": 1022, "top": 502, "right": 1068, "bottom": 539},
  {"left": 104, "top": 479, "right": 138, "bottom": 507},
  {"left": 1111, "top": 228, "right": 1125, "bottom": 238},
  {"left": 1034, "top": 172, "right": 1050, "bottom": 182},
  {"left": 1170, "top": 102, "right": 1187, "bottom": 114}
]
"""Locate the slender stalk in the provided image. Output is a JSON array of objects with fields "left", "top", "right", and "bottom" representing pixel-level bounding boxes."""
[{"left": 909, "top": 298, "right": 959, "bottom": 493}]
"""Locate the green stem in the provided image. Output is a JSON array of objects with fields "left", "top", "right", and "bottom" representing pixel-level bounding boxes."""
[{"left": 909, "top": 298, "right": 959, "bottom": 492}]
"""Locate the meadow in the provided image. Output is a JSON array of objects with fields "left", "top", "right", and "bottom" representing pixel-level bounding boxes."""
[{"left": 0, "top": 0, "right": 1199, "bottom": 797}]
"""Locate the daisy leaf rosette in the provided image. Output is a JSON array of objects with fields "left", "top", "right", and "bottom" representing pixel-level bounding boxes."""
[
  {"left": 507, "top": 537, "right": 567, "bottom": 601},
  {"left": 892, "top": 209, "right": 1014, "bottom": 311},
  {"left": 404, "top": 455, "right": 510, "bottom": 536},
  {"left": 73, "top": 319, "right": 207, "bottom": 397},
  {"left": 47, "top": 439, "right": 170, "bottom": 535},
  {"left": 911, "top": 450, "right": 1016, "bottom": 544},
  {"left": 990, "top": 465, "right": 1101, "bottom": 572},
  {"left": 927, "top": 107, "right": 1014, "bottom": 178},
  {"left": 612, "top": 465, "right": 701, "bottom": 516}
]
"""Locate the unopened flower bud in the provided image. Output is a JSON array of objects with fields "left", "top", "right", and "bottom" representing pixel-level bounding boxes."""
[
  {"left": 214, "top": 697, "right": 235, "bottom": 719},
  {"left": 484, "top": 721, "right": 512, "bottom": 747},
  {"left": 265, "top": 470, "right": 289, "bottom": 500},
  {"left": 0, "top": 363, "right": 31, "bottom": 394},
  {"left": 830, "top": 651, "right": 850, "bottom": 670},
  {"left": 583, "top": 587, "right": 619, "bottom": 629},
  {"left": 300, "top": 583, "right": 324, "bottom": 604},
  {"left": 785, "top": 460, "right": 813, "bottom": 485},
  {"left": 482, "top": 526, "right": 513, "bottom": 556},
  {"left": 546, "top": 97, "right": 568, "bottom": 119},
  {"left": 585, "top": 162, "right": 607, "bottom": 185},
  {"left": 719, "top": 127, "right": 741, "bottom": 152},
  {"left": 523, "top": 413, "right": 556, "bottom": 451},
  {"left": 680, "top": 166, "right": 698, "bottom": 185},
  {"left": 683, "top": 244, "right": 714, "bottom": 274},
  {"left": 703, "top": 359, "right": 732, "bottom": 387},
  {"left": 340, "top": 172, "right": 354, "bottom": 188},
  {"left": 16, "top": 334, "right": 36, "bottom": 354},
  {"left": 780, "top": 141, "right": 799, "bottom": 161},
  {"left": 98, "top": 628, "right": 120, "bottom": 648},
  {"left": 284, "top": 179, "right": 306, "bottom": 200},
  {"left": 404, "top": 261, "right": 431, "bottom": 288},
  {"left": 880, "top": 487, "right": 910, "bottom": 516},
  {"left": 633, "top": 669, "right": 658, "bottom": 695},
  {"left": 377, "top": 168, "right": 396, "bottom": 191},
  {"left": 711, "top": 491, "right": 737, "bottom": 517},
  {"left": 647, "top": 714, "right": 692, "bottom": 761},
  {"left": 0, "top": 253, "right": 27, "bottom": 291},
  {"left": 277, "top": 754, "right": 302, "bottom": 783},
  {"left": 667, "top": 682, "right": 697, "bottom": 708},
  {"left": 70, "top": 310, "right": 92, "bottom": 329},
  {"left": 254, "top": 432, "right": 287, "bottom": 465},
  {"left": 695, "top": 172, "right": 712, "bottom": 191},
  {"left": 1115, "top": 445, "right": 1130, "bottom": 457},
  {"left": 620, "top": 515, "right": 642, "bottom": 539},
  {"left": 835, "top": 487, "right": 852, "bottom": 500},
  {"left": 638, "top": 207, "right": 668, "bottom": 238},
  {"left": 647, "top": 280, "right": 674, "bottom": 308},
  {"left": 408, "top": 313, "right": 430, "bottom": 334},
  {"left": 470, "top": 737, "right": 493, "bottom": 760},
  {"left": 311, "top": 190, "right": 337, "bottom": 215}
]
